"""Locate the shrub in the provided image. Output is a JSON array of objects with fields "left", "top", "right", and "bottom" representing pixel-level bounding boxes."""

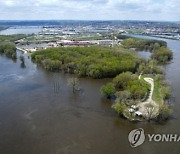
[
  {"left": 157, "top": 104, "right": 173, "bottom": 121},
  {"left": 112, "top": 102, "right": 126, "bottom": 115},
  {"left": 101, "top": 83, "right": 115, "bottom": 98},
  {"left": 151, "top": 47, "right": 173, "bottom": 63}
]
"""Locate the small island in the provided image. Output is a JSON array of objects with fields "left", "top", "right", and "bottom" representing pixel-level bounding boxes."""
[{"left": 101, "top": 37, "right": 173, "bottom": 122}]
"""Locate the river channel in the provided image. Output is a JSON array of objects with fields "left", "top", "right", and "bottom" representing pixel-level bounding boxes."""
[{"left": 0, "top": 34, "right": 180, "bottom": 154}]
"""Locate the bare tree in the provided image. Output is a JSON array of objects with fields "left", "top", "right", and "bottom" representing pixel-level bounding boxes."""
[
  {"left": 67, "top": 77, "right": 80, "bottom": 93},
  {"left": 145, "top": 102, "right": 155, "bottom": 121}
]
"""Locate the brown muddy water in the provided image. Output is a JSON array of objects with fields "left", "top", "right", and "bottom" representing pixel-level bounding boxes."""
[{"left": 0, "top": 38, "right": 180, "bottom": 154}]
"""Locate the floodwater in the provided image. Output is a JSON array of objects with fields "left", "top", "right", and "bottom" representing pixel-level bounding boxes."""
[
  {"left": 0, "top": 37, "right": 180, "bottom": 154},
  {"left": 137, "top": 51, "right": 151, "bottom": 59},
  {"left": 0, "top": 26, "right": 42, "bottom": 35}
]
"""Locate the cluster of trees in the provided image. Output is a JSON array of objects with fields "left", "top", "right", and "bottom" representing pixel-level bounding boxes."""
[
  {"left": 101, "top": 72, "right": 149, "bottom": 101},
  {"left": 31, "top": 46, "right": 140, "bottom": 79},
  {"left": 151, "top": 47, "right": 173, "bottom": 63},
  {"left": 101, "top": 72, "right": 150, "bottom": 116},
  {"left": 0, "top": 41, "right": 17, "bottom": 59},
  {"left": 101, "top": 72, "right": 173, "bottom": 121},
  {"left": 138, "top": 59, "right": 163, "bottom": 74},
  {"left": 0, "top": 34, "right": 26, "bottom": 59},
  {"left": 121, "top": 38, "right": 167, "bottom": 50},
  {"left": 121, "top": 38, "right": 173, "bottom": 63},
  {"left": 112, "top": 102, "right": 126, "bottom": 116},
  {"left": 0, "top": 34, "right": 26, "bottom": 42},
  {"left": 100, "top": 83, "right": 115, "bottom": 99},
  {"left": 99, "top": 38, "right": 173, "bottom": 121},
  {"left": 116, "top": 34, "right": 131, "bottom": 40}
]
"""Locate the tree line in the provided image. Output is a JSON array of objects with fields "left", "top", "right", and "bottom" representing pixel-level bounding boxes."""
[
  {"left": 121, "top": 38, "right": 172, "bottom": 63},
  {"left": 31, "top": 46, "right": 141, "bottom": 79},
  {"left": 0, "top": 34, "right": 26, "bottom": 59},
  {"left": 121, "top": 37, "right": 167, "bottom": 50},
  {"left": 0, "top": 34, "right": 26, "bottom": 43},
  {"left": 0, "top": 41, "right": 17, "bottom": 59},
  {"left": 101, "top": 72, "right": 149, "bottom": 101}
]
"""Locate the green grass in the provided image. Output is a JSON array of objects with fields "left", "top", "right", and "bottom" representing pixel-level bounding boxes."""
[
  {"left": 153, "top": 78, "right": 163, "bottom": 105},
  {"left": 139, "top": 75, "right": 151, "bottom": 101},
  {"left": 140, "top": 74, "right": 163, "bottom": 105},
  {"left": 141, "top": 74, "right": 164, "bottom": 105}
]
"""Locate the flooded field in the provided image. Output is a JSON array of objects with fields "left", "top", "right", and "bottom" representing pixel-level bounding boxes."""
[{"left": 0, "top": 26, "right": 42, "bottom": 35}]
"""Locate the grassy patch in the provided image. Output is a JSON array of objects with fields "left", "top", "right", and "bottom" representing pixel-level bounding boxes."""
[
  {"left": 140, "top": 74, "right": 164, "bottom": 105},
  {"left": 153, "top": 77, "right": 163, "bottom": 105}
]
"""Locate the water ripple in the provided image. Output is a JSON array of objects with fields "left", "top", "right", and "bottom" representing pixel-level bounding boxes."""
[{"left": 0, "top": 74, "right": 24, "bottom": 82}]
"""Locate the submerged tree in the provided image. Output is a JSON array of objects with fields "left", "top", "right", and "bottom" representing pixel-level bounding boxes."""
[
  {"left": 19, "top": 55, "right": 26, "bottom": 68},
  {"left": 67, "top": 77, "right": 80, "bottom": 93},
  {"left": 19, "top": 55, "right": 25, "bottom": 63}
]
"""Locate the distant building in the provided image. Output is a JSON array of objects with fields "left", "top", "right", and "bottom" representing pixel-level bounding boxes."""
[
  {"left": 98, "top": 40, "right": 113, "bottom": 46},
  {"left": 98, "top": 40, "right": 119, "bottom": 46},
  {"left": 57, "top": 40, "right": 90, "bottom": 46}
]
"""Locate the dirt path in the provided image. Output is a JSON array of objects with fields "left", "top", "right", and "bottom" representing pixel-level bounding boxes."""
[{"left": 137, "top": 75, "right": 159, "bottom": 119}]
